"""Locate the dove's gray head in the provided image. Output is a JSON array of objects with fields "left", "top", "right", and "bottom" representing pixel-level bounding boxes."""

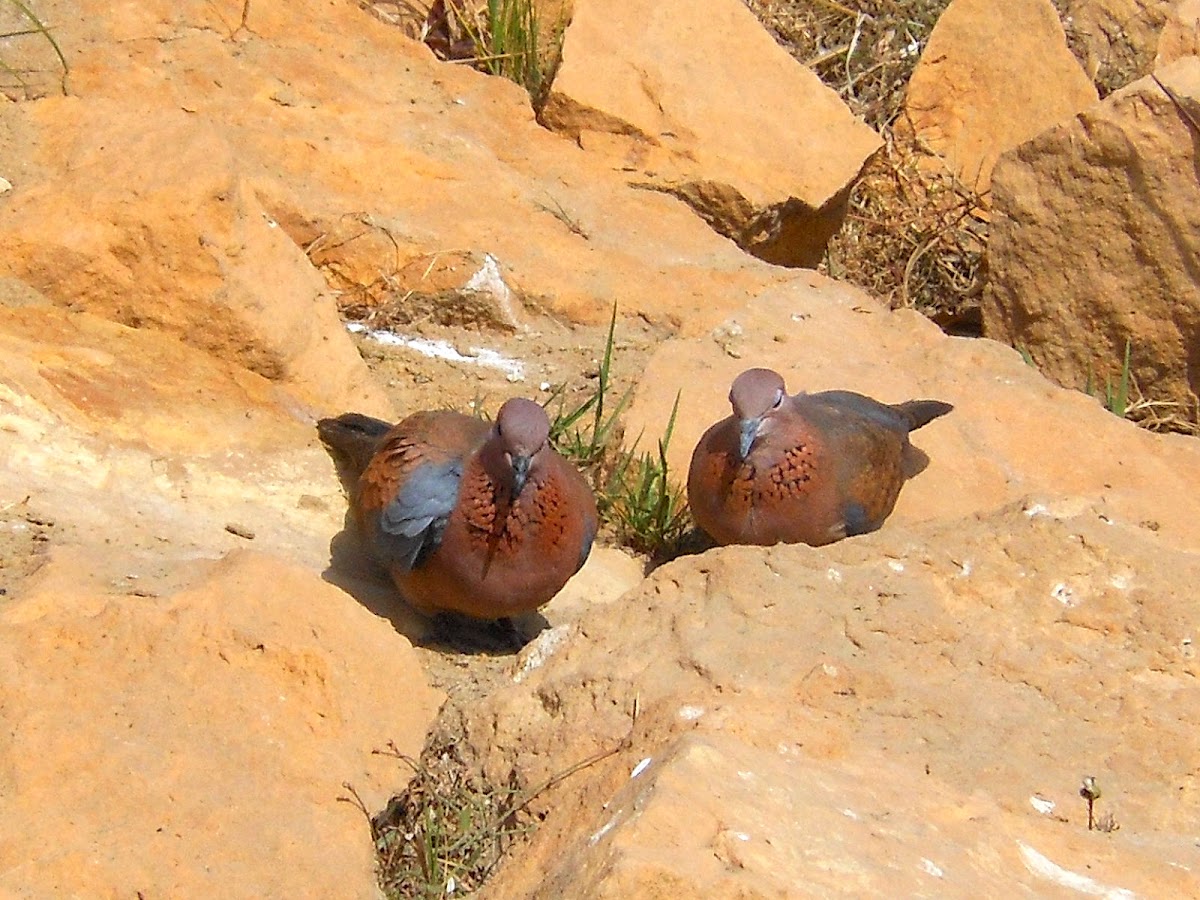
[
  {"left": 728, "top": 368, "right": 787, "bottom": 460},
  {"left": 495, "top": 397, "right": 551, "bottom": 496}
]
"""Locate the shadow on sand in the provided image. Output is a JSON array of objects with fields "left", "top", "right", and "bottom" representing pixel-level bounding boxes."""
[{"left": 318, "top": 460, "right": 548, "bottom": 655}]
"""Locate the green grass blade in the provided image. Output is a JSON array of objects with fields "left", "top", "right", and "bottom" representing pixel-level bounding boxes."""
[
  {"left": 7, "top": 0, "right": 68, "bottom": 89},
  {"left": 0, "top": 55, "right": 28, "bottom": 89},
  {"left": 1097, "top": 339, "right": 1132, "bottom": 419},
  {"left": 592, "top": 302, "right": 617, "bottom": 438},
  {"left": 1115, "top": 338, "right": 1131, "bottom": 418}
]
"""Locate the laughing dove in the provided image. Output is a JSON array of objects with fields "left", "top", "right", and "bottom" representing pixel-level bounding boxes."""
[
  {"left": 687, "top": 368, "right": 953, "bottom": 547},
  {"left": 318, "top": 398, "right": 598, "bottom": 620}
]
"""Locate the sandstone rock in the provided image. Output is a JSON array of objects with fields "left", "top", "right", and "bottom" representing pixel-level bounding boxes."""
[
  {"left": 903, "top": 0, "right": 1097, "bottom": 192},
  {"left": 623, "top": 276, "right": 1200, "bottom": 554},
  {"left": 0, "top": 550, "right": 442, "bottom": 897},
  {"left": 0, "top": 302, "right": 363, "bottom": 597},
  {"left": 982, "top": 56, "right": 1200, "bottom": 416},
  {"left": 315, "top": 237, "right": 528, "bottom": 332},
  {"left": 0, "top": 304, "right": 308, "bottom": 455},
  {"left": 9, "top": 0, "right": 778, "bottom": 336},
  {"left": 1066, "top": 0, "right": 1175, "bottom": 87},
  {"left": 0, "top": 99, "right": 390, "bottom": 419},
  {"left": 540, "top": 0, "right": 882, "bottom": 267},
  {"left": 541, "top": 546, "right": 646, "bottom": 622},
  {"left": 0, "top": 277, "right": 51, "bottom": 309},
  {"left": 457, "top": 503, "right": 1200, "bottom": 897},
  {"left": 1157, "top": 0, "right": 1200, "bottom": 64}
]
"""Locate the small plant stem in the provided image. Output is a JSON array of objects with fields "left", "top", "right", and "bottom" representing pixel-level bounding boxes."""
[{"left": 5, "top": 0, "right": 69, "bottom": 93}]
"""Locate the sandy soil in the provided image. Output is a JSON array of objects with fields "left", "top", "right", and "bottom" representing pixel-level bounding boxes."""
[{"left": 0, "top": 495, "right": 54, "bottom": 603}]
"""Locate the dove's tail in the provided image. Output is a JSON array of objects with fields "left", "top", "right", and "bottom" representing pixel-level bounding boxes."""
[
  {"left": 894, "top": 400, "right": 954, "bottom": 432},
  {"left": 317, "top": 413, "right": 394, "bottom": 480}
]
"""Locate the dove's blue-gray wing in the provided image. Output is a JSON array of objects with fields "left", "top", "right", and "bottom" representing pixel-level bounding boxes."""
[
  {"left": 349, "top": 409, "right": 489, "bottom": 574},
  {"left": 807, "top": 390, "right": 913, "bottom": 434},
  {"left": 374, "top": 459, "right": 464, "bottom": 571},
  {"left": 809, "top": 390, "right": 953, "bottom": 433},
  {"left": 577, "top": 517, "right": 598, "bottom": 573}
]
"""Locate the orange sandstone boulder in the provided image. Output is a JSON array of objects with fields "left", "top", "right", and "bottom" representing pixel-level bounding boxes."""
[
  {"left": 541, "top": 0, "right": 882, "bottom": 266},
  {"left": 903, "top": 0, "right": 1096, "bottom": 192},
  {"left": 984, "top": 57, "right": 1200, "bottom": 414}
]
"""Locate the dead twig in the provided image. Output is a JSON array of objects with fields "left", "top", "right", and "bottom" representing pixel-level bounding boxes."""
[
  {"left": 1153, "top": 73, "right": 1200, "bottom": 137},
  {"left": 536, "top": 195, "right": 590, "bottom": 239}
]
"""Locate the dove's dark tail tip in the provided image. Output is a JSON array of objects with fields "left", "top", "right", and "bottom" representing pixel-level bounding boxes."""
[
  {"left": 317, "top": 413, "right": 394, "bottom": 477},
  {"left": 896, "top": 400, "right": 954, "bottom": 431},
  {"left": 317, "top": 412, "right": 392, "bottom": 442}
]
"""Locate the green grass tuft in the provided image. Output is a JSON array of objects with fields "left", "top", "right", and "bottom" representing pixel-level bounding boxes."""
[
  {"left": 545, "top": 304, "right": 633, "bottom": 471},
  {"left": 544, "top": 305, "right": 692, "bottom": 562},
  {"left": 416, "top": 0, "right": 562, "bottom": 106},
  {"left": 1104, "top": 339, "right": 1132, "bottom": 420},
  {"left": 1085, "top": 339, "right": 1132, "bottom": 419},
  {"left": 482, "top": 0, "right": 540, "bottom": 93},
  {"left": 366, "top": 752, "right": 527, "bottom": 899},
  {"left": 601, "top": 391, "right": 691, "bottom": 559}
]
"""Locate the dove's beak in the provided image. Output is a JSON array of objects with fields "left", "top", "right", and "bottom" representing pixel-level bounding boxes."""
[
  {"left": 738, "top": 417, "right": 762, "bottom": 461},
  {"left": 511, "top": 454, "right": 531, "bottom": 496}
]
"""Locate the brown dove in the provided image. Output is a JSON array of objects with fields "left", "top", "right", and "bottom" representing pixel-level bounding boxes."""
[
  {"left": 318, "top": 398, "right": 598, "bottom": 620},
  {"left": 687, "top": 368, "right": 953, "bottom": 547}
]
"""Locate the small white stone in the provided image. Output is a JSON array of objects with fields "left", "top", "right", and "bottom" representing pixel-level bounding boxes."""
[
  {"left": 1051, "top": 583, "right": 1077, "bottom": 606},
  {"left": 1030, "top": 795, "right": 1056, "bottom": 815},
  {"left": 588, "top": 815, "right": 619, "bottom": 845},
  {"left": 513, "top": 626, "right": 570, "bottom": 683}
]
